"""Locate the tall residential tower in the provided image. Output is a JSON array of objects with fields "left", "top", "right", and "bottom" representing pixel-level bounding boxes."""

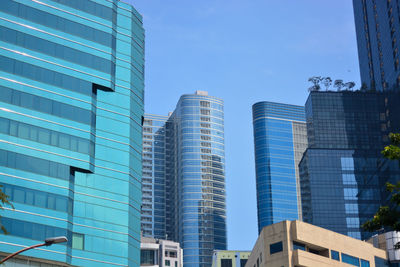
[
  {"left": 0, "top": 0, "right": 144, "bottom": 266},
  {"left": 141, "top": 91, "right": 227, "bottom": 267},
  {"left": 252, "top": 102, "right": 307, "bottom": 233}
]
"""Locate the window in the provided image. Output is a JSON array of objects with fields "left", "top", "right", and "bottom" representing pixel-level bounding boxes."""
[
  {"left": 165, "top": 260, "right": 171, "bottom": 266},
  {"left": 221, "top": 259, "right": 232, "bottom": 267},
  {"left": 331, "top": 250, "right": 340, "bottom": 261},
  {"left": 200, "top": 101, "right": 210, "bottom": 107},
  {"left": 141, "top": 250, "right": 156, "bottom": 265},
  {"left": 200, "top": 109, "right": 210, "bottom": 115},
  {"left": 293, "top": 241, "right": 305, "bottom": 251},
  {"left": 344, "top": 188, "right": 358, "bottom": 200},
  {"left": 374, "top": 256, "right": 389, "bottom": 267},
  {"left": 341, "top": 157, "right": 354, "bottom": 170},
  {"left": 240, "top": 259, "right": 247, "bottom": 267},
  {"left": 342, "top": 253, "right": 359, "bottom": 266},
  {"left": 1, "top": 217, "right": 68, "bottom": 243},
  {"left": 72, "top": 233, "right": 84, "bottom": 250},
  {"left": 361, "top": 259, "right": 370, "bottom": 267},
  {"left": 270, "top": 241, "right": 283, "bottom": 254}
]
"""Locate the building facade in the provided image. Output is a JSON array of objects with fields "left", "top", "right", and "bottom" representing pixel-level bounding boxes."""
[
  {"left": 368, "top": 231, "right": 400, "bottom": 265},
  {"left": 245, "top": 220, "right": 388, "bottom": 267},
  {"left": 300, "top": 90, "right": 400, "bottom": 240},
  {"left": 252, "top": 102, "right": 307, "bottom": 233},
  {"left": 142, "top": 114, "right": 169, "bottom": 239},
  {"left": 140, "top": 237, "right": 183, "bottom": 267},
  {"left": 353, "top": 0, "right": 400, "bottom": 91},
  {"left": 0, "top": 0, "right": 144, "bottom": 266},
  {"left": 211, "top": 250, "right": 250, "bottom": 267},
  {"left": 141, "top": 91, "right": 227, "bottom": 267}
]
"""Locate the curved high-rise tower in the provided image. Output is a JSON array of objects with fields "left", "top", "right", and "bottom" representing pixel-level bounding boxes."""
[
  {"left": 172, "top": 91, "right": 226, "bottom": 267},
  {"left": 141, "top": 91, "right": 226, "bottom": 267}
]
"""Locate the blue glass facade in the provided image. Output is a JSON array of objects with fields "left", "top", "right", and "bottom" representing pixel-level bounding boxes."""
[
  {"left": 353, "top": 0, "right": 400, "bottom": 91},
  {"left": 300, "top": 91, "right": 400, "bottom": 240},
  {"left": 0, "top": 0, "right": 144, "bottom": 266},
  {"left": 252, "top": 102, "right": 307, "bottom": 233},
  {"left": 141, "top": 114, "right": 168, "bottom": 239},
  {"left": 141, "top": 91, "right": 226, "bottom": 267},
  {"left": 173, "top": 92, "right": 226, "bottom": 267}
]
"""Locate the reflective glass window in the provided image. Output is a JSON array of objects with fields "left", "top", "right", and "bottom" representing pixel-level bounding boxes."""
[
  {"left": 342, "top": 253, "right": 360, "bottom": 266},
  {"left": 0, "top": 57, "right": 91, "bottom": 96},
  {"left": 361, "top": 259, "right": 370, "bottom": 267},
  {"left": 0, "top": 86, "right": 93, "bottom": 125},
  {"left": 72, "top": 233, "right": 84, "bottom": 250},
  {"left": 331, "top": 250, "right": 340, "bottom": 261},
  {"left": 0, "top": 0, "right": 113, "bottom": 47}
]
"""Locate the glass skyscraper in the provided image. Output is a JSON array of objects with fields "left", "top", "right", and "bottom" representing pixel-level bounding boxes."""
[
  {"left": 0, "top": 0, "right": 144, "bottom": 266},
  {"left": 141, "top": 91, "right": 226, "bottom": 267},
  {"left": 300, "top": 90, "right": 400, "bottom": 240},
  {"left": 142, "top": 114, "right": 168, "bottom": 239},
  {"left": 252, "top": 101, "right": 307, "bottom": 233},
  {"left": 353, "top": 0, "right": 400, "bottom": 91}
]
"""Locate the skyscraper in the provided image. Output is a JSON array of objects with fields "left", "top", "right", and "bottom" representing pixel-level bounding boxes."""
[
  {"left": 142, "top": 114, "right": 168, "bottom": 239},
  {"left": 353, "top": 0, "right": 400, "bottom": 91},
  {"left": 300, "top": 90, "right": 400, "bottom": 240},
  {"left": 0, "top": 0, "right": 144, "bottom": 266},
  {"left": 141, "top": 91, "right": 227, "bottom": 267},
  {"left": 252, "top": 101, "right": 307, "bottom": 233}
]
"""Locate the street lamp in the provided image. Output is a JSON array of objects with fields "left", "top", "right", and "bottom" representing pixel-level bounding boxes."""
[{"left": 0, "top": 236, "right": 68, "bottom": 264}]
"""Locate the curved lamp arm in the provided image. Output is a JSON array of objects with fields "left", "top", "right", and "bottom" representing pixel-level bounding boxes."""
[{"left": 0, "top": 236, "right": 67, "bottom": 264}]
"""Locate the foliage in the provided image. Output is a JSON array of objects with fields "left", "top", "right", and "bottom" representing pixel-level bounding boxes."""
[
  {"left": 0, "top": 184, "right": 13, "bottom": 234},
  {"left": 362, "top": 133, "right": 400, "bottom": 233}
]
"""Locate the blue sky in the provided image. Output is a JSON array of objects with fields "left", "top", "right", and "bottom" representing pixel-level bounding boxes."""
[{"left": 129, "top": 0, "right": 361, "bottom": 250}]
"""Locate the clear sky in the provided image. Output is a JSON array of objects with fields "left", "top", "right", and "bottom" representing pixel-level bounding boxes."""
[{"left": 128, "top": 0, "right": 361, "bottom": 250}]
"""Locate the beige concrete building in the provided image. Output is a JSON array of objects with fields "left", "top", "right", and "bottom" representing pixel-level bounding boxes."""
[
  {"left": 212, "top": 250, "right": 251, "bottom": 267},
  {"left": 245, "top": 220, "right": 388, "bottom": 267}
]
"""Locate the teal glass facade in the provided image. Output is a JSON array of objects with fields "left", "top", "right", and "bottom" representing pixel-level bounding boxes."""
[
  {"left": 252, "top": 102, "right": 307, "bottom": 233},
  {"left": 141, "top": 92, "right": 226, "bottom": 267},
  {"left": 0, "top": 0, "right": 144, "bottom": 266}
]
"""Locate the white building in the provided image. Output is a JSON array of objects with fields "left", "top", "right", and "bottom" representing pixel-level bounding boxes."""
[{"left": 140, "top": 237, "right": 182, "bottom": 267}]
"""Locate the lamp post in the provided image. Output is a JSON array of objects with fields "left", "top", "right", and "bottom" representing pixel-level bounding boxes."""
[{"left": 0, "top": 236, "right": 68, "bottom": 264}]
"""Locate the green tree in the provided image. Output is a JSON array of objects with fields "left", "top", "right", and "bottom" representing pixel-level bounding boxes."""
[
  {"left": 0, "top": 184, "right": 13, "bottom": 234},
  {"left": 362, "top": 133, "right": 400, "bottom": 233}
]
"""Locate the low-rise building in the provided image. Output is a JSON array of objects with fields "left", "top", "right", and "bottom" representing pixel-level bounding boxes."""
[
  {"left": 212, "top": 250, "right": 251, "bottom": 267},
  {"left": 140, "top": 237, "right": 182, "bottom": 267},
  {"left": 246, "top": 220, "right": 388, "bottom": 267},
  {"left": 368, "top": 231, "right": 400, "bottom": 266}
]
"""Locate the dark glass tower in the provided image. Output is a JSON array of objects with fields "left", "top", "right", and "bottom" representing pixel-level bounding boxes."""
[
  {"left": 252, "top": 102, "right": 307, "bottom": 233},
  {"left": 300, "top": 90, "right": 400, "bottom": 240},
  {"left": 353, "top": 0, "right": 400, "bottom": 91},
  {"left": 141, "top": 91, "right": 226, "bottom": 267},
  {"left": 0, "top": 0, "right": 144, "bottom": 266}
]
